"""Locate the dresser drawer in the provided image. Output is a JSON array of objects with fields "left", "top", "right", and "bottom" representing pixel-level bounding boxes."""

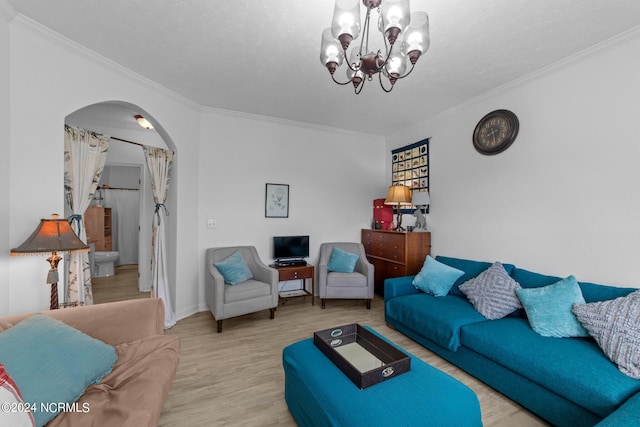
[
  {"left": 362, "top": 228, "right": 430, "bottom": 295},
  {"left": 371, "top": 234, "right": 405, "bottom": 262},
  {"left": 278, "top": 266, "right": 313, "bottom": 281}
]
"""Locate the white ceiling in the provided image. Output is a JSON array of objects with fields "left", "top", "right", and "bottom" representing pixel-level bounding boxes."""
[{"left": 7, "top": 0, "right": 640, "bottom": 136}]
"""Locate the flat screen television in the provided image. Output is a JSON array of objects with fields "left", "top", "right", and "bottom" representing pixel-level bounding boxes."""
[{"left": 273, "top": 235, "right": 310, "bottom": 261}]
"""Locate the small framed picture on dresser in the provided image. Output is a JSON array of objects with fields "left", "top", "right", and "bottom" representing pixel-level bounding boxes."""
[{"left": 265, "top": 183, "right": 289, "bottom": 218}]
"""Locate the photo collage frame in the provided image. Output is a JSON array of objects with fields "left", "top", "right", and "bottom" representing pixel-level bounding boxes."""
[{"left": 391, "top": 138, "right": 429, "bottom": 212}]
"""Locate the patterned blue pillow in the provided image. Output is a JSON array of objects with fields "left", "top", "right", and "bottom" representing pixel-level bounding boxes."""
[
  {"left": 327, "top": 247, "right": 359, "bottom": 273},
  {"left": 0, "top": 315, "right": 117, "bottom": 427},
  {"left": 516, "top": 276, "right": 589, "bottom": 338},
  {"left": 214, "top": 250, "right": 254, "bottom": 285},
  {"left": 412, "top": 256, "right": 464, "bottom": 297},
  {"left": 459, "top": 262, "right": 522, "bottom": 320},
  {"left": 573, "top": 290, "right": 640, "bottom": 379}
]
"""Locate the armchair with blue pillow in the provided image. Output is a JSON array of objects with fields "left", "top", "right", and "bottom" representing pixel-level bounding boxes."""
[
  {"left": 206, "top": 246, "right": 279, "bottom": 332},
  {"left": 318, "top": 242, "right": 374, "bottom": 309}
]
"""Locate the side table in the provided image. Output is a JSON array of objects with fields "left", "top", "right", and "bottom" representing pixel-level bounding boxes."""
[{"left": 271, "top": 264, "right": 315, "bottom": 305}]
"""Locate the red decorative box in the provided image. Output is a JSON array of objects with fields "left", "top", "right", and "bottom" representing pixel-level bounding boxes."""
[{"left": 373, "top": 198, "right": 393, "bottom": 230}]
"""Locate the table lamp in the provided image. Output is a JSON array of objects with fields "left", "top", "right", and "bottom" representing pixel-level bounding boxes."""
[
  {"left": 384, "top": 185, "right": 412, "bottom": 231},
  {"left": 11, "top": 214, "right": 90, "bottom": 310},
  {"left": 411, "top": 191, "right": 431, "bottom": 231}
]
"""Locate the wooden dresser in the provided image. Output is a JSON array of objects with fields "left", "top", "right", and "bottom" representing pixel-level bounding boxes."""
[
  {"left": 85, "top": 206, "right": 112, "bottom": 251},
  {"left": 361, "top": 229, "right": 431, "bottom": 295}
]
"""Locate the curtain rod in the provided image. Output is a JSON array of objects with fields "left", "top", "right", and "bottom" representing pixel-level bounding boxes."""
[
  {"left": 110, "top": 136, "right": 175, "bottom": 154},
  {"left": 110, "top": 136, "right": 144, "bottom": 147},
  {"left": 99, "top": 186, "right": 139, "bottom": 191}
]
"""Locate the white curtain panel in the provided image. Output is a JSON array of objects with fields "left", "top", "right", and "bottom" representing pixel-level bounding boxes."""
[
  {"left": 102, "top": 189, "right": 140, "bottom": 265},
  {"left": 143, "top": 146, "right": 176, "bottom": 328},
  {"left": 64, "top": 125, "right": 109, "bottom": 305}
]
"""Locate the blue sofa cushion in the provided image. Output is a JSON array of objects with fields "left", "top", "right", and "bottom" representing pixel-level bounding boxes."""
[
  {"left": 516, "top": 276, "right": 589, "bottom": 338},
  {"left": 511, "top": 268, "right": 561, "bottom": 289},
  {"left": 578, "top": 281, "right": 637, "bottom": 303},
  {"left": 385, "top": 293, "right": 487, "bottom": 351},
  {"left": 435, "top": 256, "right": 515, "bottom": 297},
  {"left": 412, "top": 256, "right": 464, "bottom": 297},
  {"left": 461, "top": 317, "right": 640, "bottom": 417},
  {"left": 459, "top": 262, "right": 523, "bottom": 320}
]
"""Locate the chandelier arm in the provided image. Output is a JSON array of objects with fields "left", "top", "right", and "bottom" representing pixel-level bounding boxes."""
[
  {"left": 390, "top": 61, "right": 417, "bottom": 81},
  {"left": 354, "top": 78, "right": 366, "bottom": 94},
  {"left": 331, "top": 73, "right": 355, "bottom": 86},
  {"left": 374, "top": 23, "right": 395, "bottom": 75},
  {"left": 378, "top": 72, "right": 394, "bottom": 93},
  {"left": 343, "top": 49, "right": 360, "bottom": 72}
]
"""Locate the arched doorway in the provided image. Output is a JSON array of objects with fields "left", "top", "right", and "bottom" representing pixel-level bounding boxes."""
[{"left": 64, "top": 101, "right": 176, "bottom": 306}]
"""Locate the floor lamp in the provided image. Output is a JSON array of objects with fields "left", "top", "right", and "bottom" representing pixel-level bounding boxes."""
[
  {"left": 11, "top": 214, "right": 89, "bottom": 310},
  {"left": 384, "top": 185, "right": 412, "bottom": 231}
]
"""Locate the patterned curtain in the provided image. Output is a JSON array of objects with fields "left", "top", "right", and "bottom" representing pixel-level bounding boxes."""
[
  {"left": 64, "top": 125, "right": 109, "bottom": 305},
  {"left": 143, "top": 146, "right": 176, "bottom": 328}
]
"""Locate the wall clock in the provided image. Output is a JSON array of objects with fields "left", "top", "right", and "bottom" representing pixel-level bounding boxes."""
[{"left": 472, "top": 109, "right": 519, "bottom": 155}]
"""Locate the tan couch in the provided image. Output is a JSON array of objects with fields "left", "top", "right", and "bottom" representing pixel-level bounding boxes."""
[{"left": 1, "top": 298, "right": 180, "bottom": 427}]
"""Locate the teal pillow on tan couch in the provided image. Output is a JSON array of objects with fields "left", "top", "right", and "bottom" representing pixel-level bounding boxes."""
[{"left": 0, "top": 314, "right": 117, "bottom": 427}]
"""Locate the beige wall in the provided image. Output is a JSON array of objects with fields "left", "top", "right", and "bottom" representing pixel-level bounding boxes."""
[
  {"left": 197, "top": 109, "right": 386, "bottom": 310},
  {"left": 0, "top": 4, "right": 11, "bottom": 314},
  {"left": 387, "top": 32, "right": 640, "bottom": 287}
]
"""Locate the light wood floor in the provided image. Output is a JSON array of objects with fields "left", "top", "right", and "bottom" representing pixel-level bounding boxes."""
[
  {"left": 92, "top": 264, "right": 150, "bottom": 304},
  {"left": 94, "top": 271, "right": 548, "bottom": 426}
]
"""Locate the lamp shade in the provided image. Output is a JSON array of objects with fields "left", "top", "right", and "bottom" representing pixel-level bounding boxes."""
[
  {"left": 411, "top": 191, "right": 431, "bottom": 206},
  {"left": 11, "top": 215, "right": 89, "bottom": 255},
  {"left": 384, "top": 185, "right": 412, "bottom": 205}
]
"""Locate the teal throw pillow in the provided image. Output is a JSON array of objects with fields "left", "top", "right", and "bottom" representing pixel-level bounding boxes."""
[
  {"left": 0, "top": 314, "right": 117, "bottom": 427},
  {"left": 458, "top": 262, "right": 522, "bottom": 319},
  {"left": 516, "top": 275, "right": 589, "bottom": 338},
  {"left": 412, "top": 256, "right": 464, "bottom": 297},
  {"left": 327, "top": 247, "right": 359, "bottom": 273},
  {"left": 214, "top": 250, "right": 253, "bottom": 285}
]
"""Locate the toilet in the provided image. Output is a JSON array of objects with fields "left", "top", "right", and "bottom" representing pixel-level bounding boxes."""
[{"left": 93, "top": 251, "right": 120, "bottom": 277}]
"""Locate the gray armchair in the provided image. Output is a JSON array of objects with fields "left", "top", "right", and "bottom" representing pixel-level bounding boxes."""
[
  {"left": 205, "top": 246, "right": 279, "bottom": 332},
  {"left": 318, "top": 242, "right": 374, "bottom": 309}
]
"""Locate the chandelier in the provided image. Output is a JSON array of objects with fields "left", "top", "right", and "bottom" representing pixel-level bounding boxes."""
[{"left": 320, "top": 0, "right": 430, "bottom": 94}]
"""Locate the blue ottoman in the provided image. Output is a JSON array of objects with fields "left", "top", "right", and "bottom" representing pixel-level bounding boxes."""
[{"left": 282, "top": 327, "right": 482, "bottom": 427}]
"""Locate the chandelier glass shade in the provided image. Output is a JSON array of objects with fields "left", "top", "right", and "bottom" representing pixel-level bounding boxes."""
[{"left": 320, "top": 0, "right": 430, "bottom": 94}]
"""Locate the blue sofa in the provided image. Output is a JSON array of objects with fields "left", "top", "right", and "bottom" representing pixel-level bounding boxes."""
[{"left": 384, "top": 256, "right": 640, "bottom": 427}]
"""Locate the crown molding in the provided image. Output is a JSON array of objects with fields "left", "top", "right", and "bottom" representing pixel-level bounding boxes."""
[
  {"left": 201, "top": 106, "right": 383, "bottom": 141},
  {"left": 461, "top": 25, "right": 640, "bottom": 111},
  {"left": 0, "top": 0, "right": 17, "bottom": 21},
  {"left": 12, "top": 14, "right": 201, "bottom": 111}
]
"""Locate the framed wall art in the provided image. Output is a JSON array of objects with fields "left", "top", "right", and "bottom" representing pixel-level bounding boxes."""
[
  {"left": 265, "top": 183, "right": 289, "bottom": 218},
  {"left": 391, "top": 138, "right": 429, "bottom": 212}
]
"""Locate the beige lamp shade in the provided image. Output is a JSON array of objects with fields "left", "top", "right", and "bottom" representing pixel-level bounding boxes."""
[
  {"left": 11, "top": 214, "right": 89, "bottom": 310},
  {"left": 384, "top": 185, "right": 412, "bottom": 231},
  {"left": 11, "top": 214, "right": 89, "bottom": 255},
  {"left": 384, "top": 185, "right": 412, "bottom": 205}
]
